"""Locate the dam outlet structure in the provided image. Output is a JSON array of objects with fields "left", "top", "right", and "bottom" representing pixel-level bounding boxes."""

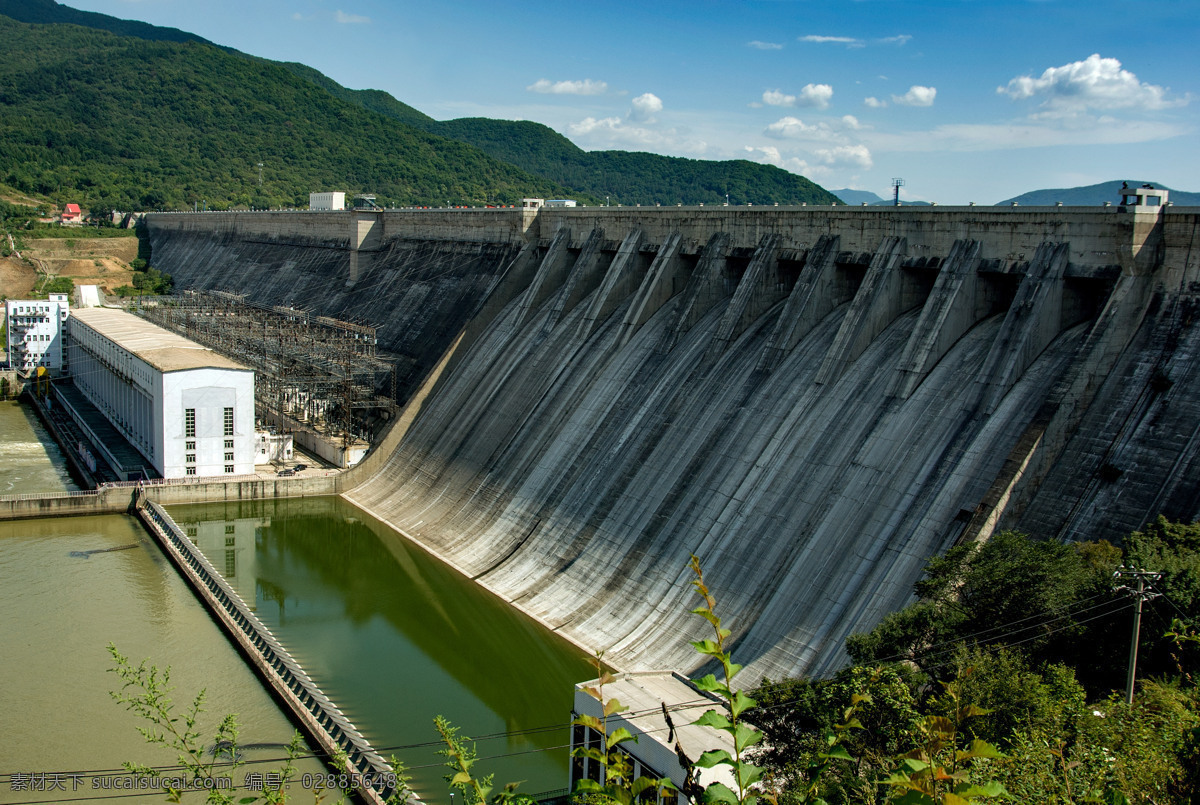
[{"left": 145, "top": 204, "right": 1200, "bottom": 681}]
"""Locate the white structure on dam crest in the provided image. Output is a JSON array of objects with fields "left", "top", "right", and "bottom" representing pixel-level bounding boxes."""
[{"left": 67, "top": 307, "right": 255, "bottom": 479}]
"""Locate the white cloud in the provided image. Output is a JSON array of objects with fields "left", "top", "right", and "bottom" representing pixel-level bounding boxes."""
[
  {"left": 864, "top": 97, "right": 886, "bottom": 108},
  {"left": 800, "top": 35, "right": 860, "bottom": 45},
  {"left": 892, "top": 86, "right": 937, "bottom": 107},
  {"left": 997, "top": 54, "right": 1186, "bottom": 115},
  {"left": 630, "top": 92, "right": 663, "bottom": 122},
  {"left": 762, "top": 84, "right": 833, "bottom": 110},
  {"left": 292, "top": 12, "right": 304, "bottom": 20},
  {"left": 763, "top": 90, "right": 796, "bottom": 107},
  {"left": 569, "top": 117, "right": 624, "bottom": 135},
  {"left": 764, "top": 115, "right": 861, "bottom": 141},
  {"left": 526, "top": 78, "right": 609, "bottom": 96},
  {"left": 335, "top": 10, "right": 370, "bottom": 23},
  {"left": 798, "top": 84, "right": 833, "bottom": 109},
  {"left": 814, "top": 144, "right": 873, "bottom": 169},
  {"left": 765, "top": 116, "right": 817, "bottom": 138},
  {"left": 878, "top": 35, "right": 912, "bottom": 45},
  {"left": 748, "top": 41, "right": 783, "bottom": 50}
]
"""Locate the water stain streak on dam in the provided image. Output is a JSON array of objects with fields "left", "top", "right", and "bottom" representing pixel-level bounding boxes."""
[{"left": 147, "top": 205, "right": 1200, "bottom": 680}]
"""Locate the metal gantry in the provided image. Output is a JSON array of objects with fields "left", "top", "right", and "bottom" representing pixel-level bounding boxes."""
[{"left": 132, "top": 291, "right": 397, "bottom": 447}]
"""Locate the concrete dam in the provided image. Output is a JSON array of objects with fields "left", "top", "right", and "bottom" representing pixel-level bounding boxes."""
[{"left": 146, "top": 204, "right": 1200, "bottom": 680}]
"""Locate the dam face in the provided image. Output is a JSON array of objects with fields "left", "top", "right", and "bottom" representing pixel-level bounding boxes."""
[{"left": 146, "top": 205, "right": 1200, "bottom": 680}]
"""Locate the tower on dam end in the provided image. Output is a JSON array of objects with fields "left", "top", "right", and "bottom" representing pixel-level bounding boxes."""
[{"left": 143, "top": 200, "right": 1200, "bottom": 680}]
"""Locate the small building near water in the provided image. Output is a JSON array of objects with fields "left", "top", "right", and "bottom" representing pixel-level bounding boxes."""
[{"left": 570, "top": 671, "right": 737, "bottom": 803}]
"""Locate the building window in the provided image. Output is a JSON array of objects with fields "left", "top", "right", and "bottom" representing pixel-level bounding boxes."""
[
  {"left": 224, "top": 452, "right": 234, "bottom": 462},
  {"left": 185, "top": 467, "right": 196, "bottom": 476},
  {"left": 225, "top": 465, "right": 234, "bottom": 474},
  {"left": 186, "top": 454, "right": 195, "bottom": 464},
  {"left": 185, "top": 526, "right": 197, "bottom": 538},
  {"left": 224, "top": 536, "right": 235, "bottom": 547},
  {"left": 185, "top": 408, "right": 196, "bottom": 438},
  {"left": 224, "top": 524, "right": 235, "bottom": 534},
  {"left": 223, "top": 407, "right": 234, "bottom": 436},
  {"left": 186, "top": 441, "right": 196, "bottom": 451},
  {"left": 224, "top": 550, "right": 236, "bottom": 577},
  {"left": 224, "top": 439, "right": 234, "bottom": 449}
]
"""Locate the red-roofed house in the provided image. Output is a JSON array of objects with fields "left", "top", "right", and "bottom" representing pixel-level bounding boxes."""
[{"left": 61, "top": 203, "right": 82, "bottom": 224}]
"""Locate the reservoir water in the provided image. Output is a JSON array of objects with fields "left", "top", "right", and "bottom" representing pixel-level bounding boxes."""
[
  {"left": 168, "top": 496, "right": 596, "bottom": 797},
  {"left": 1, "top": 401, "right": 595, "bottom": 802}
]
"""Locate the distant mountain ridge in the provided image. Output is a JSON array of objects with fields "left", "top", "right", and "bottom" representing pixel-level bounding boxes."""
[
  {"left": 0, "top": 0, "right": 839, "bottom": 210},
  {"left": 997, "top": 181, "right": 1200, "bottom": 207},
  {"left": 830, "top": 188, "right": 931, "bottom": 206}
]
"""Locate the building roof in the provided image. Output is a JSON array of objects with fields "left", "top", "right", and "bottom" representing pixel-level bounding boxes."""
[
  {"left": 70, "top": 307, "right": 252, "bottom": 373},
  {"left": 64, "top": 203, "right": 81, "bottom": 213},
  {"left": 574, "top": 671, "right": 738, "bottom": 792}
]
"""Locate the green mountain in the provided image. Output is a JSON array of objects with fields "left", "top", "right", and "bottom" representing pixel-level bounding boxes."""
[
  {"left": 0, "top": 0, "right": 838, "bottom": 211},
  {"left": 423, "top": 118, "right": 838, "bottom": 206},
  {"left": 0, "top": 0, "right": 213, "bottom": 45},
  {"left": 0, "top": 14, "right": 567, "bottom": 211},
  {"left": 997, "top": 180, "right": 1200, "bottom": 207}
]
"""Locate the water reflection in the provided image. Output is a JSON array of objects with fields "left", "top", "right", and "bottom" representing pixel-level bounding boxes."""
[{"left": 170, "top": 496, "right": 595, "bottom": 797}]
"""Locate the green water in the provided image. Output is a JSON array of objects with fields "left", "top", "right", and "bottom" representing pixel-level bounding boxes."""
[
  {"left": 168, "top": 496, "right": 596, "bottom": 799},
  {"left": 0, "top": 514, "right": 329, "bottom": 803},
  {"left": 0, "top": 400, "right": 77, "bottom": 494}
]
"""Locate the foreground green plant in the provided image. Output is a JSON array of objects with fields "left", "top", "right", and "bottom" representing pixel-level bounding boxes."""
[
  {"left": 108, "top": 643, "right": 303, "bottom": 804},
  {"left": 687, "top": 555, "right": 765, "bottom": 805}
]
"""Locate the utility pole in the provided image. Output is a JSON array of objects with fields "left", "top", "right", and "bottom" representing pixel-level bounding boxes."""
[{"left": 1113, "top": 566, "right": 1162, "bottom": 704}]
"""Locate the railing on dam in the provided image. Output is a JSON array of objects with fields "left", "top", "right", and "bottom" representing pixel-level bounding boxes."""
[
  {"left": 137, "top": 499, "right": 402, "bottom": 805},
  {"left": 0, "top": 488, "right": 102, "bottom": 502}
]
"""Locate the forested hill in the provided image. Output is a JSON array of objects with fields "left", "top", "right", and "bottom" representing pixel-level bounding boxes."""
[
  {"left": 422, "top": 117, "right": 839, "bottom": 207},
  {"left": 0, "top": 0, "right": 213, "bottom": 45},
  {"left": 0, "top": 1, "right": 839, "bottom": 211},
  {"left": 0, "top": 14, "right": 568, "bottom": 211}
]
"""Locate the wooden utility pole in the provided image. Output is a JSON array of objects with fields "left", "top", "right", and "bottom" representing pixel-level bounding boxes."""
[{"left": 1113, "top": 567, "right": 1162, "bottom": 705}]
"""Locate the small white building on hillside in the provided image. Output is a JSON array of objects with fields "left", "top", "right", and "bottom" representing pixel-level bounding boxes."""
[
  {"left": 67, "top": 308, "right": 255, "bottom": 479},
  {"left": 5, "top": 294, "right": 70, "bottom": 373}
]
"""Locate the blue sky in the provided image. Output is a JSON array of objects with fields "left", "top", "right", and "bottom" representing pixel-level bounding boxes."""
[{"left": 61, "top": 0, "right": 1199, "bottom": 204}]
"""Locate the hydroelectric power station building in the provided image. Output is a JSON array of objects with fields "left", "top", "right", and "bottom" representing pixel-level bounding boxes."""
[{"left": 66, "top": 307, "right": 255, "bottom": 479}]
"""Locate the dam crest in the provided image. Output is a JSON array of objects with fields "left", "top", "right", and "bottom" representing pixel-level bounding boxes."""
[{"left": 146, "top": 204, "right": 1200, "bottom": 679}]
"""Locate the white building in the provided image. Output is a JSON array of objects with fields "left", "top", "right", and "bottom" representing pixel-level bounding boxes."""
[
  {"left": 520, "top": 198, "right": 545, "bottom": 209},
  {"left": 309, "top": 191, "right": 346, "bottom": 211},
  {"left": 67, "top": 308, "right": 255, "bottom": 479},
  {"left": 5, "top": 294, "right": 70, "bottom": 373},
  {"left": 571, "top": 671, "right": 737, "bottom": 804},
  {"left": 545, "top": 199, "right": 578, "bottom": 208}
]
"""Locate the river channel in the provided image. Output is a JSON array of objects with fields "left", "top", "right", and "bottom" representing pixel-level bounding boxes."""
[{"left": 0, "top": 400, "right": 595, "bottom": 803}]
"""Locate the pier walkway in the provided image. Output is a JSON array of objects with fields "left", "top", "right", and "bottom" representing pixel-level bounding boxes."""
[{"left": 136, "top": 497, "right": 401, "bottom": 805}]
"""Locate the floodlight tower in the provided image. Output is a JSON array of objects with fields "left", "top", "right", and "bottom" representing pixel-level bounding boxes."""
[{"left": 892, "top": 178, "right": 905, "bottom": 206}]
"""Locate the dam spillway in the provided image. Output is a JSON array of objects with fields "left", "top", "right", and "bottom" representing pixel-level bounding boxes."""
[{"left": 146, "top": 204, "right": 1200, "bottom": 680}]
